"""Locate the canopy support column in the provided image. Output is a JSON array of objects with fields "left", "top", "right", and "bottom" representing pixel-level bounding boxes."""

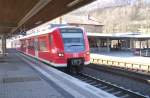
[
  {"left": 1, "top": 35, "right": 6, "bottom": 56},
  {"left": 107, "top": 38, "right": 110, "bottom": 52},
  {"left": 146, "top": 39, "right": 149, "bottom": 48}
]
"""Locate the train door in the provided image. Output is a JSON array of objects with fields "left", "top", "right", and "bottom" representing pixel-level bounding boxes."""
[
  {"left": 25, "top": 39, "right": 28, "bottom": 54},
  {"left": 38, "top": 34, "right": 50, "bottom": 61},
  {"left": 49, "top": 34, "right": 53, "bottom": 62},
  {"left": 34, "top": 36, "right": 38, "bottom": 58},
  {"left": 28, "top": 37, "right": 35, "bottom": 56}
]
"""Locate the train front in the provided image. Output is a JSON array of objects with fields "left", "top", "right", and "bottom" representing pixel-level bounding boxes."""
[{"left": 60, "top": 27, "right": 90, "bottom": 73}]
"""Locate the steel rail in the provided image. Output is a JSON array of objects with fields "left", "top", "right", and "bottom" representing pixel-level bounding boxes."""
[{"left": 71, "top": 72, "right": 149, "bottom": 98}]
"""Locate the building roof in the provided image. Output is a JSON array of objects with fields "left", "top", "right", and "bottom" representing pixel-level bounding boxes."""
[
  {"left": 87, "top": 32, "right": 150, "bottom": 39},
  {"left": 63, "top": 15, "right": 103, "bottom": 26}
]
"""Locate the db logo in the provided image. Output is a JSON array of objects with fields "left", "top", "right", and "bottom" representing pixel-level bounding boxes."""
[{"left": 73, "top": 53, "right": 78, "bottom": 57}]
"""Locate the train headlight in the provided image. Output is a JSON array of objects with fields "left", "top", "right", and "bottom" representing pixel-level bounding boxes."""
[{"left": 58, "top": 53, "right": 64, "bottom": 57}]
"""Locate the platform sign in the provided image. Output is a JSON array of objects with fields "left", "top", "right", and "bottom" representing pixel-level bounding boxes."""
[{"left": 26, "top": 29, "right": 33, "bottom": 35}]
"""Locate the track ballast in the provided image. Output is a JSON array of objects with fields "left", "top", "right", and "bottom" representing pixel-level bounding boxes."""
[{"left": 70, "top": 72, "right": 149, "bottom": 98}]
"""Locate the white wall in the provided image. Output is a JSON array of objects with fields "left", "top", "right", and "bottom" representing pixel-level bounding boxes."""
[{"left": 6, "top": 39, "right": 12, "bottom": 48}]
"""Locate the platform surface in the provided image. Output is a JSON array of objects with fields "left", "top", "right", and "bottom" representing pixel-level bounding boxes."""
[
  {"left": 91, "top": 51, "right": 150, "bottom": 65},
  {"left": 0, "top": 49, "right": 72, "bottom": 98},
  {"left": 0, "top": 49, "right": 119, "bottom": 98}
]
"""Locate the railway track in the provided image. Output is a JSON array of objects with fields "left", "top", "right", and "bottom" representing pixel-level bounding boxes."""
[
  {"left": 71, "top": 72, "right": 149, "bottom": 98},
  {"left": 87, "top": 64, "right": 150, "bottom": 84}
]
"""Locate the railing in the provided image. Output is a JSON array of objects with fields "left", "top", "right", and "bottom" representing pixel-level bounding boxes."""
[
  {"left": 90, "top": 58, "right": 150, "bottom": 73},
  {"left": 141, "top": 50, "right": 150, "bottom": 57}
]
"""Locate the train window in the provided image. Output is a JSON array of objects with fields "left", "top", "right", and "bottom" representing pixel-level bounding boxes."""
[
  {"left": 28, "top": 40, "right": 34, "bottom": 49},
  {"left": 60, "top": 28, "right": 85, "bottom": 52},
  {"left": 61, "top": 30, "right": 84, "bottom": 45},
  {"left": 39, "top": 41, "right": 47, "bottom": 51},
  {"left": 21, "top": 40, "right": 26, "bottom": 48}
]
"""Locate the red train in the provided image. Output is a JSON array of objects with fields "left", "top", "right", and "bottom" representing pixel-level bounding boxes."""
[{"left": 13, "top": 26, "right": 90, "bottom": 72}]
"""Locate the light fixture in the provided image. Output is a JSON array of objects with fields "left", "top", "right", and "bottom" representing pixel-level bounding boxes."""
[
  {"left": 67, "top": 0, "right": 83, "bottom": 7},
  {"left": 35, "top": 21, "right": 43, "bottom": 25}
]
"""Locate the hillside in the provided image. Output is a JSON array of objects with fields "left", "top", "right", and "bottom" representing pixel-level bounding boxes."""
[{"left": 68, "top": 0, "right": 150, "bottom": 33}]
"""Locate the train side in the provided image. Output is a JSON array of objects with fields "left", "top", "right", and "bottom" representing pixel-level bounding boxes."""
[{"left": 15, "top": 26, "right": 90, "bottom": 72}]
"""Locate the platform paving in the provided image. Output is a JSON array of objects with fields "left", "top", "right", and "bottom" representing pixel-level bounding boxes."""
[
  {"left": 0, "top": 49, "right": 71, "bottom": 98},
  {"left": 91, "top": 51, "right": 150, "bottom": 65}
]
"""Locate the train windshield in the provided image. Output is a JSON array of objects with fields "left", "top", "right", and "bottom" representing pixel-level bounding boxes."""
[{"left": 60, "top": 28, "right": 85, "bottom": 52}]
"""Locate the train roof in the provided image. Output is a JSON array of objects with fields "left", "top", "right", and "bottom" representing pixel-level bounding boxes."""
[{"left": 16, "top": 25, "right": 84, "bottom": 40}]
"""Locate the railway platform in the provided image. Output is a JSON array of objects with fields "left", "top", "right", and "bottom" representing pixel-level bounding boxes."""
[
  {"left": 0, "top": 49, "right": 117, "bottom": 98},
  {"left": 90, "top": 51, "right": 150, "bottom": 74},
  {"left": 0, "top": 49, "right": 69, "bottom": 98}
]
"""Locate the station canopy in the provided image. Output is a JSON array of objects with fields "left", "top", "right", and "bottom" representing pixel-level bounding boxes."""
[{"left": 0, "top": 0, "right": 94, "bottom": 36}]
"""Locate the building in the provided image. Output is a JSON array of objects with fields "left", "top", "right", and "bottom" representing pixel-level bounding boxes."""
[{"left": 88, "top": 32, "right": 150, "bottom": 52}]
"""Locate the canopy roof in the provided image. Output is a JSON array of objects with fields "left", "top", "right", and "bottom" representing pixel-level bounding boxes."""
[{"left": 0, "top": 0, "right": 94, "bottom": 36}]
